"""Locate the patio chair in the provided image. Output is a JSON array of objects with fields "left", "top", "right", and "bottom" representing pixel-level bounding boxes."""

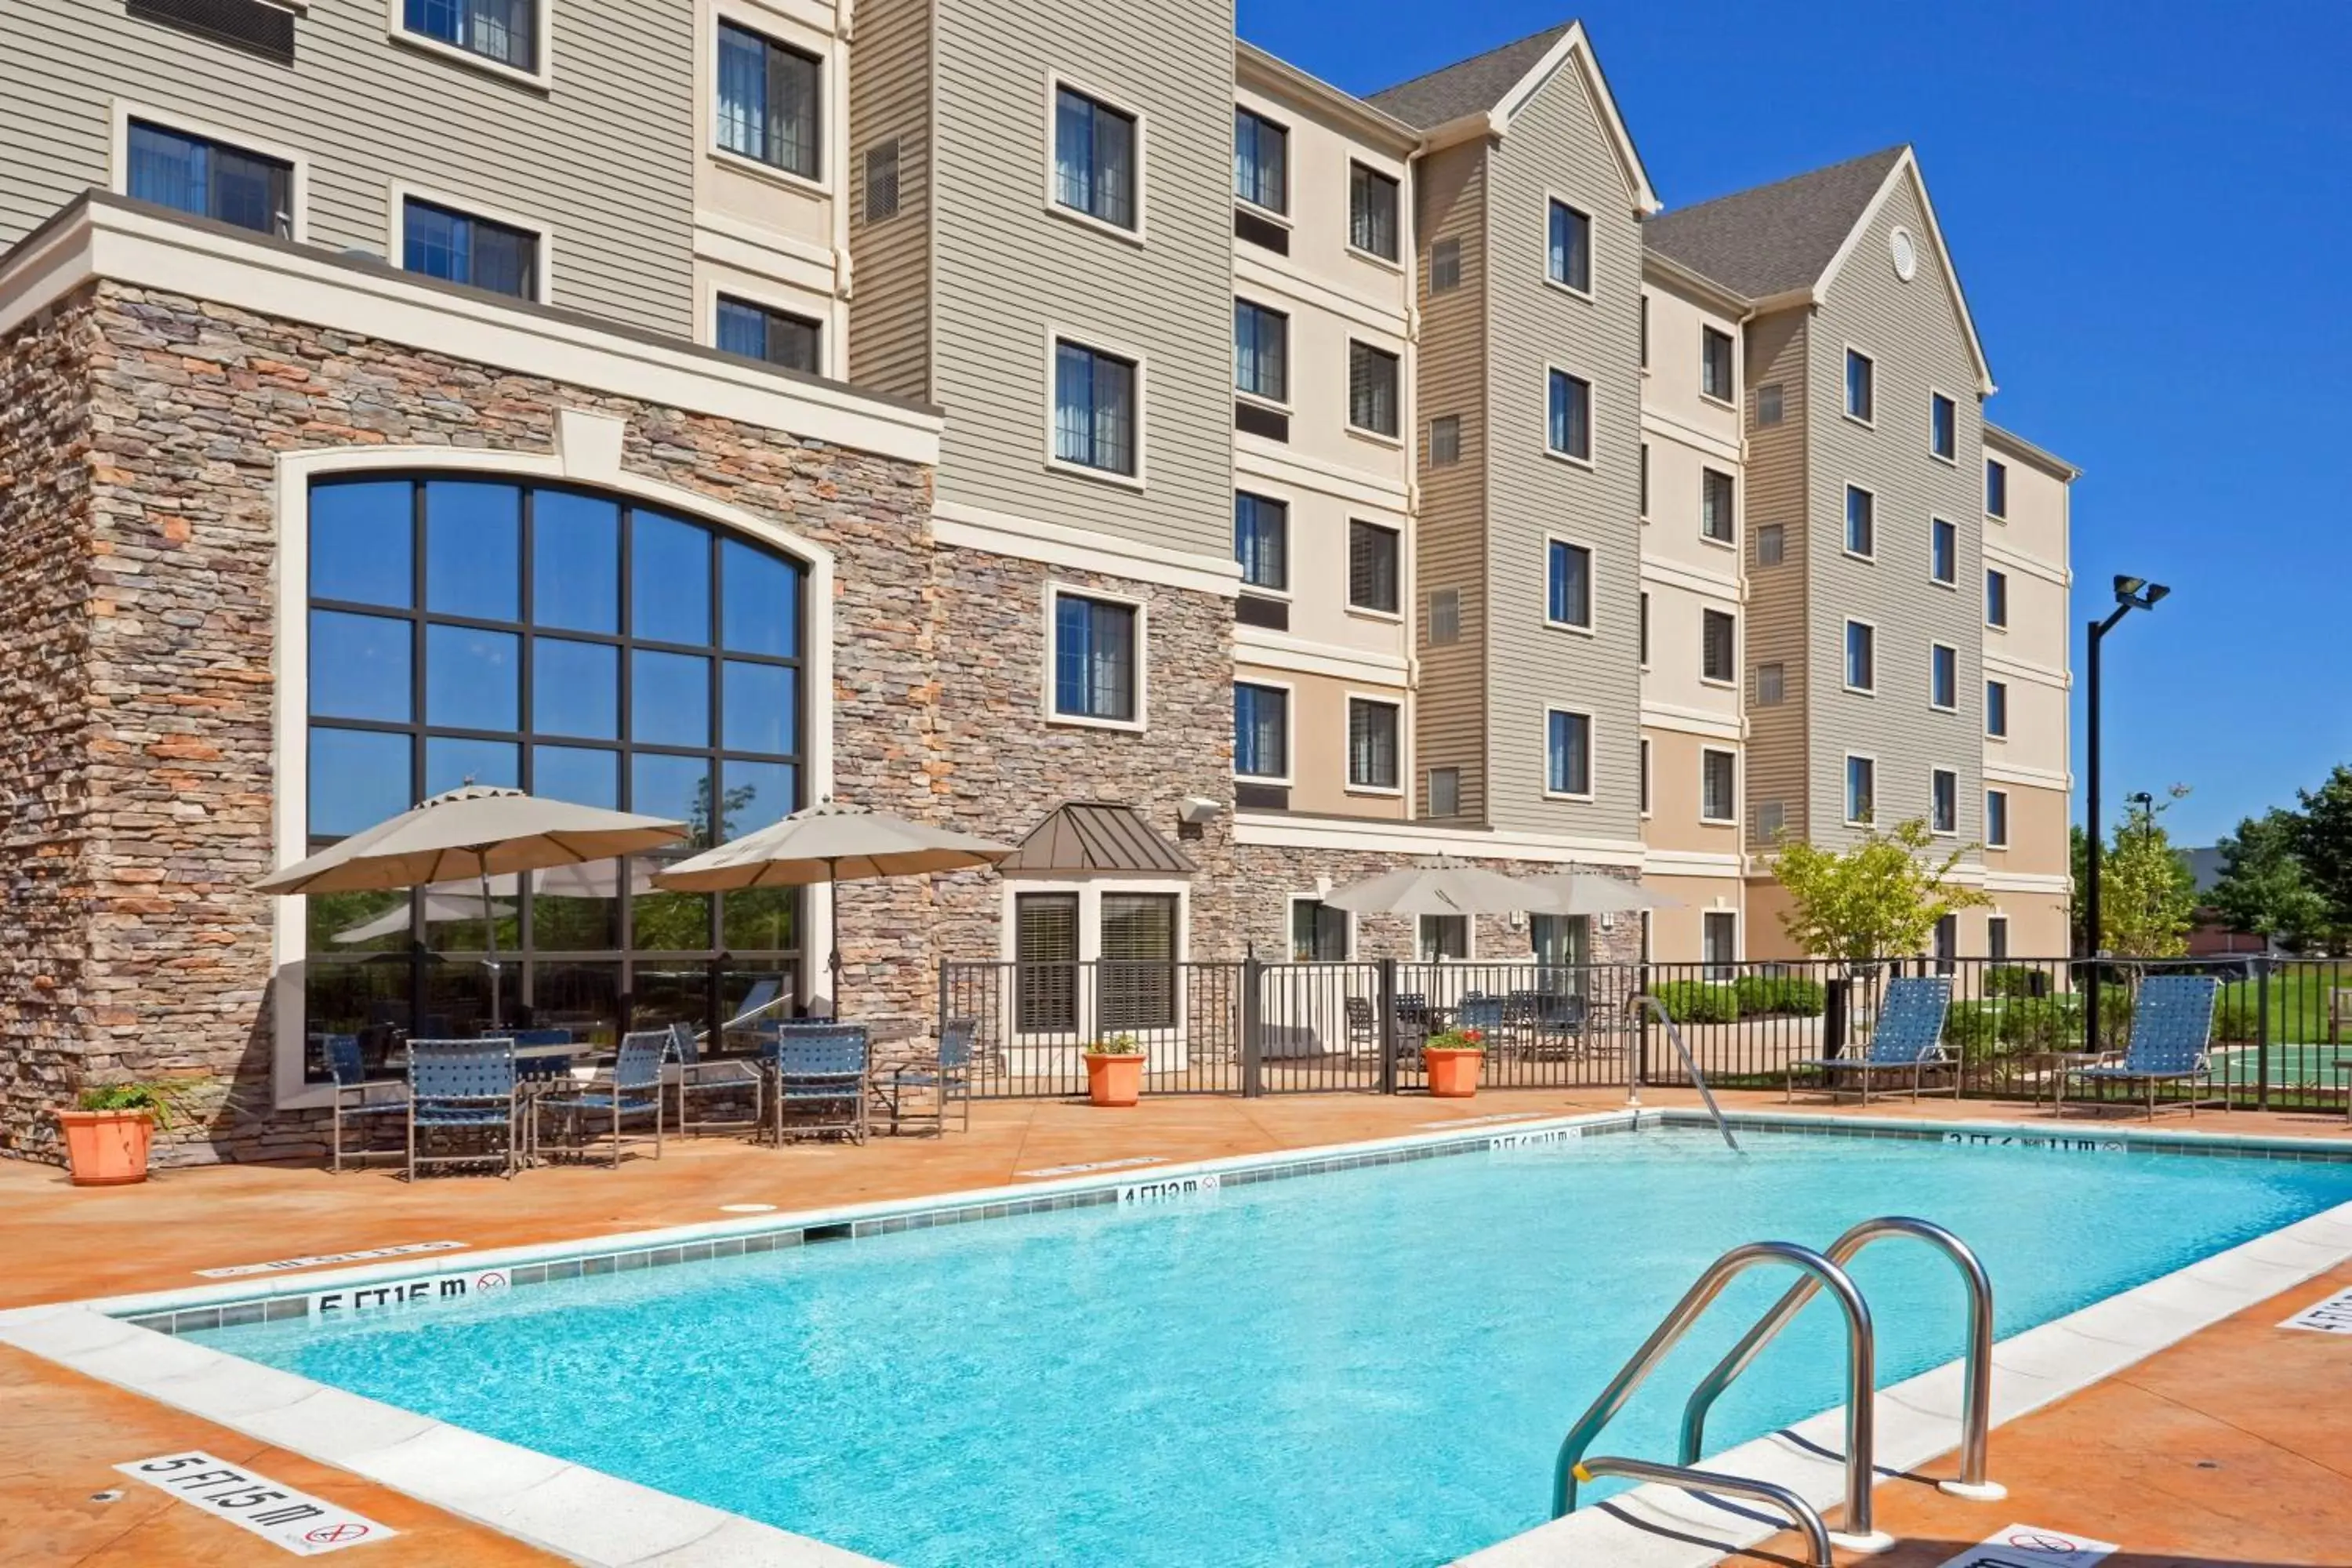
[
  {"left": 1454, "top": 995, "right": 1507, "bottom": 1041},
  {"left": 2060, "top": 975, "right": 2223, "bottom": 1120},
  {"left": 762, "top": 1022, "right": 870, "bottom": 1145},
  {"left": 720, "top": 975, "right": 791, "bottom": 1054},
  {"left": 406, "top": 1037, "right": 519, "bottom": 1181},
  {"left": 666, "top": 1020, "right": 765, "bottom": 1137},
  {"left": 323, "top": 1033, "right": 405, "bottom": 1174},
  {"left": 877, "top": 1016, "right": 978, "bottom": 1136},
  {"left": 540, "top": 1029, "right": 666, "bottom": 1167},
  {"left": 510, "top": 1027, "right": 575, "bottom": 1167},
  {"left": 1516, "top": 991, "right": 1591, "bottom": 1062},
  {"left": 1784, "top": 977, "right": 1955, "bottom": 1105},
  {"left": 1344, "top": 995, "right": 1381, "bottom": 1058}
]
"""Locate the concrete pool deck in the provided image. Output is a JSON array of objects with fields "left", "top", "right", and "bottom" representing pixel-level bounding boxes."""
[{"left": 1, "top": 1088, "right": 2347, "bottom": 1566}]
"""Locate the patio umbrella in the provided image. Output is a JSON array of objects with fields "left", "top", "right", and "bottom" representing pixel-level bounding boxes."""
[
  {"left": 331, "top": 890, "right": 514, "bottom": 946},
  {"left": 1526, "top": 871, "right": 1683, "bottom": 916},
  {"left": 1321, "top": 858, "right": 1563, "bottom": 916},
  {"left": 651, "top": 797, "right": 1014, "bottom": 1011},
  {"left": 256, "top": 786, "right": 688, "bottom": 1026}
]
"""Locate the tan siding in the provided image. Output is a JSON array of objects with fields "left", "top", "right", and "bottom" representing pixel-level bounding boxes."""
[
  {"left": 847, "top": 0, "right": 932, "bottom": 398},
  {"left": 1409, "top": 140, "right": 1490, "bottom": 820},
  {"left": 2, "top": 0, "right": 697, "bottom": 335},
  {"left": 1741, "top": 308, "right": 1809, "bottom": 846}
]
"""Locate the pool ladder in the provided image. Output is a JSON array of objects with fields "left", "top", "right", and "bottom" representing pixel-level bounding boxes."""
[
  {"left": 1624, "top": 992, "right": 1740, "bottom": 1151},
  {"left": 1552, "top": 1218, "right": 2004, "bottom": 1566}
]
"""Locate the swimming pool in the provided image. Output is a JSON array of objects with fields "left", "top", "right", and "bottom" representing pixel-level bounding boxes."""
[{"left": 177, "top": 1121, "right": 2352, "bottom": 1568}]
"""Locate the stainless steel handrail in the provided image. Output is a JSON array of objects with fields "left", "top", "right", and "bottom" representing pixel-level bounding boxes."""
[
  {"left": 1554, "top": 1241, "right": 1878, "bottom": 1541},
  {"left": 1680, "top": 1215, "right": 2002, "bottom": 1498},
  {"left": 1625, "top": 992, "right": 1740, "bottom": 1151},
  {"left": 1567, "top": 1457, "right": 1833, "bottom": 1568}
]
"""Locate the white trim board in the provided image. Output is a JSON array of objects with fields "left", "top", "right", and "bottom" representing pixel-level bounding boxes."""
[{"left": 931, "top": 500, "right": 1240, "bottom": 599}]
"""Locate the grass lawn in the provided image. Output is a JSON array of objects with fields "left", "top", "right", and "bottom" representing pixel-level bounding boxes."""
[{"left": 2217, "top": 962, "right": 2352, "bottom": 1045}]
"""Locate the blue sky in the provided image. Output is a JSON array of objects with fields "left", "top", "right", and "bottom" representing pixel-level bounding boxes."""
[{"left": 1240, "top": 0, "right": 2352, "bottom": 848}]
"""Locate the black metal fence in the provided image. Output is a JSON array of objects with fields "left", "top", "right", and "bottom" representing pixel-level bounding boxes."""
[{"left": 938, "top": 955, "right": 2352, "bottom": 1112}]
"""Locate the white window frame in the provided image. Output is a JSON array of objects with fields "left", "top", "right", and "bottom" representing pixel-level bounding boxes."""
[
  {"left": 1344, "top": 692, "right": 1405, "bottom": 797},
  {"left": 997, "top": 876, "right": 1192, "bottom": 1044},
  {"left": 1929, "top": 515, "right": 1958, "bottom": 588},
  {"left": 1985, "top": 567, "right": 2009, "bottom": 631},
  {"left": 1638, "top": 590, "right": 1650, "bottom": 670},
  {"left": 1232, "top": 676, "right": 1294, "bottom": 785},
  {"left": 1928, "top": 387, "right": 1958, "bottom": 464},
  {"left": 1345, "top": 517, "right": 1403, "bottom": 622},
  {"left": 1044, "top": 72, "right": 1148, "bottom": 246},
  {"left": 1700, "top": 606, "right": 1738, "bottom": 688},
  {"left": 1544, "top": 362, "right": 1597, "bottom": 468},
  {"left": 1043, "top": 326, "right": 1149, "bottom": 490},
  {"left": 1699, "top": 746, "right": 1738, "bottom": 825},
  {"left": 1844, "top": 482, "right": 1877, "bottom": 562},
  {"left": 1844, "top": 751, "right": 1878, "bottom": 827},
  {"left": 1417, "top": 912, "right": 1474, "bottom": 963},
  {"left": 1345, "top": 336, "right": 1404, "bottom": 445},
  {"left": 1701, "top": 908, "right": 1740, "bottom": 975},
  {"left": 1986, "top": 912, "right": 2010, "bottom": 960},
  {"left": 1543, "top": 705, "right": 1596, "bottom": 802},
  {"left": 1842, "top": 343, "right": 1876, "bottom": 426},
  {"left": 1042, "top": 581, "right": 1147, "bottom": 733},
  {"left": 388, "top": 183, "right": 554, "bottom": 304},
  {"left": 1699, "top": 324, "right": 1738, "bottom": 408},
  {"left": 1232, "top": 104, "right": 1291, "bottom": 221},
  {"left": 1929, "top": 641, "right": 1958, "bottom": 712},
  {"left": 1699, "top": 465, "right": 1737, "bottom": 550},
  {"left": 386, "top": 0, "right": 554, "bottom": 91},
  {"left": 1345, "top": 158, "right": 1406, "bottom": 271},
  {"left": 109, "top": 103, "right": 313, "bottom": 244},
  {"left": 710, "top": 8, "right": 835, "bottom": 197},
  {"left": 1843, "top": 617, "right": 1878, "bottom": 696},
  {"left": 1639, "top": 735, "right": 1652, "bottom": 818},
  {"left": 1639, "top": 441, "right": 1650, "bottom": 521},
  {"left": 1986, "top": 678, "right": 2009, "bottom": 742},
  {"left": 1986, "top": 788, "right": 2010, "bottom": 849},
  {"left": 1287, "top": 894, "right": 1356, "bottom": 962},
  {"left": 1931, "top": 766, "right": 1960, "bottom": 837},
  {"left": 1986, "top": 456, "right": 2009, "bottom": 521},
  {"left": 1542, "top": 532, "right": 1597, "bottom": 636},
  {"left": 1542, "top": 192, "right": 1595, "bottom": 302},
  {"left": 699, "top": 273, "right": 835, "bottom": 379}
]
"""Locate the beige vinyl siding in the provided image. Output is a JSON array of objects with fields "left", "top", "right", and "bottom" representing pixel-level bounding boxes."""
[
  {"left": 847, "top": 0, "right": 932, "bottom": 398},
  {"left": 1, "top": 0, "right": 696, "bottom": 335},
  {"left": 1741, "top": 307, "right": 1809, "bottom": 847},
  {"left": 926, "top": 0, "right": 1234, "bottom": 561},
  {"left": 1410, "top": 138, "right": 1490, "bottom": 822},
  {"left": 1478, "top": 57, "right": 1643, "bottom": 838},
  {"left": 1805, "top": 178, "right": 1984, "bottom": 855}
]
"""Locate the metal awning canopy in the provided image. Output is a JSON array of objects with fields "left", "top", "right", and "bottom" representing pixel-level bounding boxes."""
[{"left": 997, "top": 801, "right": 1197, "bottom": 876}]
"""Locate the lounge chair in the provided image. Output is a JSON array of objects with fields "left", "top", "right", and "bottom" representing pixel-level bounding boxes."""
[
  {"left": 1785, "top": 977, "right": 1955, "bottom": 1105},
  {"left": 720, "top": 976, "right": 791, "bottom": 1054},
  {"left": 323, "top": 1033, "right": 405, "bottom": 1174},
  {"left": 878, "top": 1016, "right": 978, "bottom": 1135},
  {"left": 541, "top": 1030, "right": 666, "bottom": 1166},
  {"left": 406, "top": 1037, "right": 519, "bottom": 1180},
  {"left": 510, "top": 1027, "right": 575, "bottom": 1167},
  {"left": 2060, "top": 975, "right": 2223, "bottom": 1120},
  {"left": 764, "top": 1022, "right": 869, "bottom": 1145},
  {"left": 666, "top": 1021, "right": 765, "bottom": 1137}
]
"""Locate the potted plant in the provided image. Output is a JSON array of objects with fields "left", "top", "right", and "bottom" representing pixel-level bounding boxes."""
[
  {"left": 1082, "top": 1035, "right": 1146, "bottom": 1108},
  {"left": 1422, "top": 1027, "right": 1486, "bottom": 1099},
  {"left": 53, "top": 1081, "right": 198, "bottom": 1186}
]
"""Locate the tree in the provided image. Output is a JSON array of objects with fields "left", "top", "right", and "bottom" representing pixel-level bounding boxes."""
[
  {"left": 2099, "top": 789, "right": 2198, "bottom": 958},
  {"left": 2292, "top": 764, "right": 2352, "bottom": 950},
  {"left": 1772, "top": 818, "right": 1991, "bottom": 964},
  {"left": 2209, "top": 808, "right": 2326, "bottom": 951},
  {"left": 2069, "top": 823, "right": 2090, "bottom": 956}
]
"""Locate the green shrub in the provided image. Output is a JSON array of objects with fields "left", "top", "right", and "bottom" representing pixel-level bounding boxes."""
[
  {"left": 2213, "top": 996, "right": 2261, "bottom": 1046},
  {"left": 1981, "top": 966, "right": 2048, "bottom": 999},
  {"left": 1653, "top": 980, "right": 1739, "bottom": 1024},
  {"left": 1733, "top": 975, "right": 1826, "bottom": 1017},
  {"left": 1942, "top": 996, "right": 2081, "bottom": 1057}
]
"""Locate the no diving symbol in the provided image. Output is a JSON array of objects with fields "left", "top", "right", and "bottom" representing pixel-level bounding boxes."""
[
  {"left": 2009, "top": 1534, "right": 2082, "bottom": 1552},
  {"left": 305, "top": 1523, "right": 372, "bottom": 1545},
  {"left": 1198, "top": 1174, "right": 1221, "bottom": 1194},
  {"left": 474, "top": 1272, "right": 508, "bottom": 1294}
]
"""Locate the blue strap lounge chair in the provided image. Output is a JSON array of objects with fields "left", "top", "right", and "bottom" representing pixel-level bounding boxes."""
[
  {"left": 323, "top": 1033, "right": 405, "bottom": 1174},
  {"left": 406, "top": 1038, "right": 519, "bottom": 1180},
  {"left": 880, "top": 1016, "right": 978, "bottom": 1136},
  {"left": 510, "top": 1028, "right": 575, "bottom": 1167},
  {"left": 541, "top": 1030, "right": 667, "bottom": 1166},
  {"left": 1786, "top": 977, "right": 1955, "bottom": 1105},
  {"left": 763, "top": 1023, "right": 869, "bottom": 1145},
  {"left": 2061, "top": 975, "right": 2223, "bottom": 1120},
  {"left": 667, "top": 1020, "right": 764, "bottom": 1137}
]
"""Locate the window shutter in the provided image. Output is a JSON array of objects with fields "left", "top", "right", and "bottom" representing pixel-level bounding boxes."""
[
  {"left": 1757, "top": 662, "right": 1785, "bottom": 706},
  {"left": 1758, "top": 383, "right": 1784, "bottom": 426},
  {"left": 1757, "top": 523, "right": 1784, "bottom": 565},
  {"left": 862, "top": 140, "right": 901, "bottom": 222},
  {"left": 1427, "top": 767, "right": 1460, "bottom": 818},
  {"left": 1755, "top": 800, "right": 1786, "bottom": 841},
  {"left": 129, "top": 0, "right": 297, "bottom": 64},
  {"left": 1428, "top": 416, "right": 1461, "bottom": 466}
]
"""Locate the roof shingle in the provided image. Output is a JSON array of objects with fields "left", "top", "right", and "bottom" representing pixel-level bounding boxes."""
[
  {"left": 1363, "top": 23, "right": 1573, "bottom": 129},
  {"left": 998, "top": 802, "right": 1196, "bottom": 876},
  {"left": 1642, "top": 147, "right": 1907, "bottom": 299}
]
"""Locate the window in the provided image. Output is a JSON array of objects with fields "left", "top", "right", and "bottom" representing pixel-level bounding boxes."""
[
  {"left": 1701, "top": 468, "right": 1736, "bottom": 543},
  {"left": 1757, "top": 524, "right": 1785, "bottom": 567},
  {"left": 1931, "top": 643, "right": 1958, "bottom": 710},
  {"left": 402, "top": 0, "right": 535, "bottom": 72},
  {"left": 717, "top": 24, "right": 820, "bottom": 179},
  {"left": 1758, "top": 383, "right": 1784, "bottom": 426},
  {"left": 1701, "top": 749, "right": 1737, "bottom": 823},
  {"left": 401, "top": 198, "right": 537, "bottom": 299},
  {"left": 1530, "top": 912, "right": 1588, "bottom": 971},
  {"left": 1701, "top": 327, "right": 1735, "bottom": 401},
  {"left": 1545, "top": 710, "right": 1592, "bottom": 797},
  {"left": 1546, "top": 540, "right": 1592, "bottom": 630},
  {"left": 1930, "top": 392, "right": 1957, "bottom": 460},
  {"left": 1703, "top": 911, "right": 1737, "bottom": 975},
  {"left": 1051, "top": 593, "right": 1138, "bottom": 722},
  {"left": 1757, "top": 662, "right": 1785, "bottom": 706},
  {"left": 1233, "top": 492, "right": 1287, "bottom": 591},
  {"left": 1547, "top": 199, "right": 1592, "bottom": 293},
  {"left": 1846, "top": 620, "right": 1875, "bottom": 691},
  {"left": 1932, "top": 768, "right": 1958, "bottom": 834},
  {"left": 300, "top": 477, "right": 806, "bottom": 1076},
  {"left": 1418, "top": 914, "right": 1468, "bottom": 962},
  {"left": 1348, "top": 699, "right": 1400, "bottom": 790},
  {"left": 1053, "top": 340, "right": 1138, "bottom": 476},
  {"left": 1099, "top": 892, "right": 1178, "bottom": 1031},
  {"left": 1846, "top": 755, "right": 1876, "bottom": 825},
  {"left": 1639, "top": 737, "right": 1651, "bottom": 815},
  {"left": 125, "top": 122, "right": 292, "bottom": 237},
  {"left": 1426, "top": 767, "right": 1461, "bottom": 818},
  {"left": 1429, "top": 416, "right": 1461, "bottom": 466},
  {"left": 1349, "top": 521, "right": 1399, "bottom": 613},
  {"left": 1349, "top": 163, "right": 1399, "bottom": 260},
  {"left": 1986, "top": 680, "right": 2009, "bottom": 739},
  {"left": 1548, "top": 369, "right": 1592, "bottom": 462},
  {"left": 1987, "top": 913, "right": 2009, "bottom": 962},
  {"left": 1931, "top": 517, "right": 1958, "bottom": 586},
  {"left": 1234, "top": 682, "right": 1288, "bottom": 779},
  {"left": 1933, "top": 913, "right": 1958, "bottom": 975},
  {"left": 1427, "top": 587, "right": 1460, "bottom": 644},
  {"left": 1845, "top": 347, "right": 1875, "bottom": 422},
  {"left": 1987, "top": 789, "right": 2009, "bottom": 848},
  {"left": 1701, "top": 608, "right": 1736, "bottom": 684},
  {"left": 1233, "top": 109, "right": 1287, "bottom": 212},
  {"left": 1014, "top": 892, "right": 1080, "bottom": 1033},
  {"left": 1985, "top": 457, "right": 2009, "bottom": 518},
  {"left": 1349, "top": 343, "right": 1399, "bottom": 437},
  {"left": 1639, "top": 442, "right": 1650, "bottom": 518},
  {"left": 1639, "top": 296, "right": 1650, "bottom": 368},
  {"left": 1755, "top": 800, "right": 1786, "bottom": 840},
  {"left": 862, "top": 139, "right": 901, "bottom": 221},
  {"left": 1430, "top": 238, "right": 1461, "bottom": 292},
  {"left": 716, "top": 296, "right": 822, "bottom": 374},
  {"left": 1637, "top": 591, "right": 1650, "bottom": 666},
  {"left": 1291, "top": 899, "right": 1348, "bottom": 962},
  {"left": 1054, "top": 87, "right": 1137, "bottom": 230},
  {"left": 1986, "top": 568, "right": 2009, "bottom": 629},
  {"left": 1233, "top": 299, "right": 1288, "bottom": 402},
  {"left": 1846, "top": 485, "right": 1875, "bottom": 557}
]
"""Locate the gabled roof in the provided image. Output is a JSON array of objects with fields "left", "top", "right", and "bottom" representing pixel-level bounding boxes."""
[{"left": 997, "top": 802, "right": 1196, "bottom": 876}]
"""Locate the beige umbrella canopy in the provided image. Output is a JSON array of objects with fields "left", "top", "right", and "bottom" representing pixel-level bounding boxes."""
[
  {"left": 332, "top": 890, "right": 515, "bottom": 946},
  {"left": 1526, "top": 871, "right": 1682, "bottom": 916},
  {"left": 653, "top": 798, "right": 1014, "bottom": 1008},
  {"left": 1322, "top": 858, "right": 1563, "bottom": 917}
]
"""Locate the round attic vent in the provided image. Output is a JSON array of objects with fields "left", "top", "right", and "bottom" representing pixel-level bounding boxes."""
[{"left": 1889, "top": 226, "right": 1918, "bottom": 281}]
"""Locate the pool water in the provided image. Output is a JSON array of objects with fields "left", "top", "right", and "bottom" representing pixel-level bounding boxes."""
[{"left": 191, "top": 1127, "right": 2352, "bottom": 1567}]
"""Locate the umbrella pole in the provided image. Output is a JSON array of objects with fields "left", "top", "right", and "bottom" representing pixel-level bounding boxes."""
[
  {"left": 826, "top": 858, "right": 844, "bottom": 1018},
  {"left": 481, "top": 865, "right": 503, "bottom": 1031}
]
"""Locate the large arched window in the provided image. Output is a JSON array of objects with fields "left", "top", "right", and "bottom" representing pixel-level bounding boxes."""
[{"left": 300, "top": 476, "right": 806, "bottom": 1077}]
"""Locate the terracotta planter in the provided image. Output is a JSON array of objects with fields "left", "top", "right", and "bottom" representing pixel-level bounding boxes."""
[
  {"left": 1083, "top": 1052, "right": 1145, "bottom": 1108},
  {"left": 55, "top": 1109, "right": 154, "bottom": 1186},
  {"left": 1423, "top": 1047, "right": 1485, "bottom": 1099}
]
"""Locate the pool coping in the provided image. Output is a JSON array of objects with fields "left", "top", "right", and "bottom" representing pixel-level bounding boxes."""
[{"left": 2, "top": 1107, "right": 2349, "bottom": 1567}]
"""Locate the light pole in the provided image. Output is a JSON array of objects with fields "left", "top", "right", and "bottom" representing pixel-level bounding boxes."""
[{"left": 2085, "top": 575, "right": 2169, "bottom": 1051}]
